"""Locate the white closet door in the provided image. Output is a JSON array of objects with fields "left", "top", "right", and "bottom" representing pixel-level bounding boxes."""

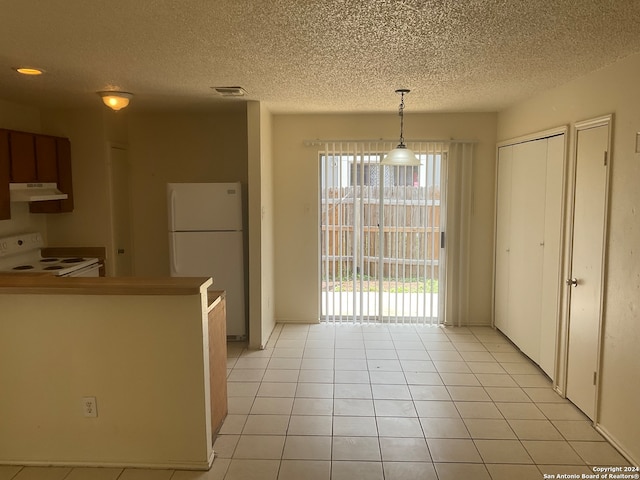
[
  {"left": 495, "top": 133, "right": 565, "bottom": 377},
  {"left": 494, "top": 146, "right": 513, "bottom": 334},
  {"left": 509, "top": 140, "right": 547, "bottom": 360},
  {"left": 539, "top": 135, "right": 565, "bottom": 375}
]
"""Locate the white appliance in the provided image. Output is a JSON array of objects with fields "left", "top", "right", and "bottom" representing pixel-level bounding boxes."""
[
  {"left": 168, "top": 182, "right": 246, "bottom": 339},
  {"left": 0, "top": 232, "right": 101, "bottom": 277}
]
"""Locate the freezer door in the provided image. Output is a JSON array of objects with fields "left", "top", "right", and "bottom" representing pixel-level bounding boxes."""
[
  {"left": 168, "top": 182, "right": 242, "bottom": 232},
  {"left": 169, "top": 231, "right": 246, "bottom": 338}
]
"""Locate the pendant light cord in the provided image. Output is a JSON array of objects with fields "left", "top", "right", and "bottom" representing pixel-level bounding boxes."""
[{"left": 397, "top": 89, "right": 409, "bottom": 147}]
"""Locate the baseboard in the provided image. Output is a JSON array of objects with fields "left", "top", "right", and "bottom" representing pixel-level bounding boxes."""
[
  {"left": 595, "top": 424, "right": 639, "bottom": 467},
  {"left": 0, "top": 455, "right": 214, "bottom": 471}
]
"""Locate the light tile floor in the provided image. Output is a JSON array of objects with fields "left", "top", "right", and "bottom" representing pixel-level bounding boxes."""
[{"left": 1, "top": 324, "right": 631, "bottom": 480}]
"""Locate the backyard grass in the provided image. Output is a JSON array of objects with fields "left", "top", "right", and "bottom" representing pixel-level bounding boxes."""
[{"left": 323, "top": 277, "right": 438, "bottom": 293}]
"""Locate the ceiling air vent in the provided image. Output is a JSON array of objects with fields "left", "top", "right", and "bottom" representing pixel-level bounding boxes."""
[{"left": 212, "top": 86, "right": 247, "bottom": 97}]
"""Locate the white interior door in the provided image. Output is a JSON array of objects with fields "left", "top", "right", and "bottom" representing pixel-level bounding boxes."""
[
  {"left": 566, "top": 120, "right": 610, "bottom": 420},
  {"left": 108, "top": 146, "right": 134, "bottom": 276},
  {"left": 494, "top": 145, "right": 513, "bottom": 333}
]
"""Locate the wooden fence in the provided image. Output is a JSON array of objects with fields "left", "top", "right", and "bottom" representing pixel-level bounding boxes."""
[{"left": 321, "top": 186, "right": 441, "bottom": 279}]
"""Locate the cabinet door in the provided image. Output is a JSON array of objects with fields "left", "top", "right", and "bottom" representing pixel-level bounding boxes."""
[
  {"left": 208, "top": 295, "right": 228, "bottom": 439},
  {"left": 9, "top": 131, "right": 36, "bottom": 182},
  {"left": 56, "top": 137, "right": 74, "bottom": 212},
  {"left": 0, "top": 130, "right": 10, "bottom": 219},
  {"left": 29, "top": 136, "right": 74, "bottom": 214},
  {"left": 35, "top": 135, "right": 58, "bottom": 183}
]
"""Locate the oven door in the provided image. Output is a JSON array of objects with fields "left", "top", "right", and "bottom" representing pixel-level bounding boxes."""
[{"left": 62, "top": 263, "right": 101, "bottom": 277}]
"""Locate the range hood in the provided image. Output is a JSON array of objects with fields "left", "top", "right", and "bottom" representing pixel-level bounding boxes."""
[{"left": 10, "top": 183, "right": 68, "bottom": 202}]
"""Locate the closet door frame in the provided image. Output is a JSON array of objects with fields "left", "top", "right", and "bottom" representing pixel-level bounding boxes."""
[{"left": 493, "top": 126, "right": 569, "bottom": 384}]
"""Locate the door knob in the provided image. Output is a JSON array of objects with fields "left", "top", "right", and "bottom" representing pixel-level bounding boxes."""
[{"left": 566, "top": 278, "right": 578, "bottom": 287}]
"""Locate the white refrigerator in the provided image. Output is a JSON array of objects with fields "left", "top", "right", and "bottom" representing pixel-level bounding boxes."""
[{"left": 168, "top": 182, "right": 246, "bottom": 339}]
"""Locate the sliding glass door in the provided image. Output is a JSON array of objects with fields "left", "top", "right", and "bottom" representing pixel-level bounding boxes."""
[{"left": 319, "top": 142, "right": 445, "bottom": 325}]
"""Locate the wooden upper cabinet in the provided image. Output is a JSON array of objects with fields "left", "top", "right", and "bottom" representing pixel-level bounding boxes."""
[
  {"left": 35, "top": 135, "right": 58, "bottom": 183},
  {"left": 29, "top": 136, "right": 74, "bottom": 214},
  {"left": 0, "top": 129, "right": 74, "bottom": 217},
  {"left": 9, "top": 131, "right": 37, "bottom": 182},
  {"left": 56, "top": 137, "right": 73, "bottom": 212},
  {"left": 0, "top": 130, "right": 10, "bottom": 220}
]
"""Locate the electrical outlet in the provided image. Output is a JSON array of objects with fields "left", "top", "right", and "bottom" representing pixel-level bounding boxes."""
[{"left": 82, "top": 396, "right": 98, "bottom": 418}]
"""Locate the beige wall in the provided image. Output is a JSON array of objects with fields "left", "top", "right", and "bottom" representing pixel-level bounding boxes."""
[
  {"left": 498, "top": 52, "right": 640, "bottom": 465},
  {"left": 0, "top": 98, "right": 40, "bottom": 132},
  {"left": 0, "top": 103, "right": 126, "bottom": 253},
  {"left": 127, "top": 106, "right": 248, "bottom": 277},
  {"left": 40, "top": 108, "right": 113, "bottom": 249},
  {"left": 272, "top": 113, "right": 497, "bottom": 323},
  {"left": 247, "top": 102, "right": 276, "bottom": 348},
  {"left": 259, "top": 105, "right": 275, "bottom": 343},
  {"left": 4, "top": 102, "right": 252, "bottom": 336}
]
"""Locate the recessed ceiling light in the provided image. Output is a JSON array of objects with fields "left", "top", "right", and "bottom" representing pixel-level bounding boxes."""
[{"left": 14, "top": 67, "right": 45, "bottom": 75}]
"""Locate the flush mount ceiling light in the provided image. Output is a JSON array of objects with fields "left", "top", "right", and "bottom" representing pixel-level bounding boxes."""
[
  {"left": 97, "top": 91, "right": 133, "bottom": 111},
  {"left": 381, "top": 89, "right": 420, "bottom": 166},
  {"left": 14, "top": 67, "right": 45, "bottom": 75}
]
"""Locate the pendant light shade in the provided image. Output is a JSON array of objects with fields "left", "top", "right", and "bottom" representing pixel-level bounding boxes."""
[
  {"left": 383, "top": 144, "right": 420, "bottom": 166},
  {"left": 381, "top": 89, "right": 420, "bottom": 166},
  {"left": 98, "top": 91, "right": 133, "bottom": 111}
]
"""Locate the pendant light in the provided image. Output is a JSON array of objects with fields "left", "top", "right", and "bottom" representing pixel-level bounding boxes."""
[{"left": 381, "top": 89, "right": 420, "bottom": 166}]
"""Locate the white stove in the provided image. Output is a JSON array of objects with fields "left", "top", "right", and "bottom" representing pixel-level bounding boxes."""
[{"left": 0, "top": 232, "right": 101, "bottom": 277}]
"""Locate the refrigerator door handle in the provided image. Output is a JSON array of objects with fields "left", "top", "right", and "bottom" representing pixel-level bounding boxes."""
[
  {"left": 169, "top": 189, "right": 177, "bottom": 231},
  {"left": 170, "top": 235, "right": 178, "bottom": 274}
]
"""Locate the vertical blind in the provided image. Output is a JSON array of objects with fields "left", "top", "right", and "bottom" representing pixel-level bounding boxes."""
[
  {"left": 319, "top": 141, "right": 438, "bottom": 325},
  {"left": 318, "top": 140, "right": 474, "bottom": 326}
]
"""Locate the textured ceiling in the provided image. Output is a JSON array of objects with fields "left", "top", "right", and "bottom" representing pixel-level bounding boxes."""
[{"left": 1, "top": 0, "right": 639, "bottom": 113}]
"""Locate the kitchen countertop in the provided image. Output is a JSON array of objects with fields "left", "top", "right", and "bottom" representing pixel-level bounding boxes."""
[
  {"left": 0, "top": 276, "right": 213, "bottom": 296},
  {"left": 0, "top": 271, "right": 53, "bottom": 277}
]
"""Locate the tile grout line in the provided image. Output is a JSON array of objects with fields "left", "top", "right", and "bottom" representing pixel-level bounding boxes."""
[{"left": 220, "top": 324, "right": 625, "bottom": 478}]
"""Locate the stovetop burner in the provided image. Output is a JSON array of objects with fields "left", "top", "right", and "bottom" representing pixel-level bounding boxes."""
[{"left": 0, "top": 233, "right": 100, "bottom": 277}]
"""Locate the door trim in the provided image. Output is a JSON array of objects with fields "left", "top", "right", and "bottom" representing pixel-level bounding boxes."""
[
  {"left": 560, "top": 114, "right": 613, "bottom": 424},
  {"left": 496, "top": 126, "right": 568, "bottom": 149}
]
